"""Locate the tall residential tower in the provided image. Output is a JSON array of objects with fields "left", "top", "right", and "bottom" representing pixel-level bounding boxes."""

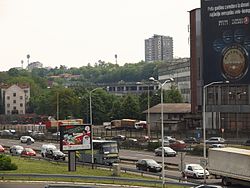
[{"left": 145, "top": 34, "right": 173, "bottom": 62}]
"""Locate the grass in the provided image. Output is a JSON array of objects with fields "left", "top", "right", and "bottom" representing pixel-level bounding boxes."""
[{"left": 0, "top": 156, "right": 188, "bottom": 188}]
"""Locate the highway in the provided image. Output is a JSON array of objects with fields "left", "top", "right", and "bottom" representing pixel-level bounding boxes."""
[{"left": 0, "top": 138, "right": 246, "bottom": 187}]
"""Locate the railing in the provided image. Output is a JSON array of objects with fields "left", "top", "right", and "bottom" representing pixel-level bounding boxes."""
[{"left": 0, "top": 173, "right": 197, "bottom": 187}]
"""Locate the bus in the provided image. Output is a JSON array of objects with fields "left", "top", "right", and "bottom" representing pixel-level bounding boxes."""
[{"left": 77, "top": 140, "right": 119, "bottom": 165}]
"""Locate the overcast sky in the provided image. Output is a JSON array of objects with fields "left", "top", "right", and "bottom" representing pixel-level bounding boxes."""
[{"left": 0, "top": 0, "right": 200, "bottom": 71}]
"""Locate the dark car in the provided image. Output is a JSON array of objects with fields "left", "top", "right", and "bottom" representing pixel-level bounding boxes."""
[
  {"left": 44, "top": 148, "right": 66, "bottom": 161},
  {"left": 243, "top": 139, "right": 250, "bottom": 146},
  {"left": 184, "top": 137, "right": 200, "bottom": 144},
  {"left": 136, "top": 159, "right": 162, "bottom": 172}
]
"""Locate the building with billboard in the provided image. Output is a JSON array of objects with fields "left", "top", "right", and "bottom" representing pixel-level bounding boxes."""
[{"left": 190, "top": 0, "right": 250, "bottom": 137}]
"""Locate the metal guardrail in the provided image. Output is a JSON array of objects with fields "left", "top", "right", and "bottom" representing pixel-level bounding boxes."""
[{"left": 0, "top": 173, "right": 197, "bottom": 187}]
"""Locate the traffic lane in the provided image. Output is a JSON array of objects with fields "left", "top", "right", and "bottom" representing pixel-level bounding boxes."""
[{"left": 119, "top": 149, "right": 201, "bottom": 165}]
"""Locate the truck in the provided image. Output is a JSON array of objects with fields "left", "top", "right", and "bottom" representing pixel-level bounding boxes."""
[
  {"left": 208, "top": 147, "right": 250, "bottom": 186},
  {"left": 106, "top": 119, "right": 137, "bottom": 130}
]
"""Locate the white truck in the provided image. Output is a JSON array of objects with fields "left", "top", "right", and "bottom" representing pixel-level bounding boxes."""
[{"left": 208, "top": 147, "right": 250, "bottom": 186}]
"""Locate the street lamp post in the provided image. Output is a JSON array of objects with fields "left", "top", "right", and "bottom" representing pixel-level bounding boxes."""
[
  {"left": 149, "top": 77, "right": 174, "bottom": 187},
  {"left": 203, "top": 80, "right": 229, "bottom": 184},
  {"left": 89, "top": 87, "right": 103, "bottom": 168},
  {"left": 136, "top": 82, "right": 151, "bottom": 137}
]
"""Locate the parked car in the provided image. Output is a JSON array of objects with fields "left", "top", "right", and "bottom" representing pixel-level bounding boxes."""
[
  {"left": 44, "top": 148, "right": 66, "bottom": 161},
  {"left": 205, "top": 137, "right": 225, "bottom": 144},
  {"left": 243, "top": 139, "right": 250, "bottom": 146},
  {"left": 21, "top": 147, "right": 36, "bottom": 156},
  {"left": 184, "top": 137, "right": 200, "bottom": 144},
  {"left": 10, "top": 145, "right": 24, "bottom": 155},
  {"left": 154, "top": 146, "right": 177, "bottom": 157},
  {"left": 52, "top": 132, "right": 60, "bottom": 140},
  {"left": 20, "top": 136, "right": 35, "bottom": 143},
  {"left": 0, "top": 145, "right": 5, "bottom": 152},
  {"left": 182, "top": 164, "right": 209, "bottom": 179},
  {"left": 136, "top": 159, "right": 162, "bottom": 172}
]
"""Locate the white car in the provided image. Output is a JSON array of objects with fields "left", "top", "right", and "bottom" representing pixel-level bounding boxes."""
[
  {"left": 10, "top": 145, "right": 24, "bottom": 155},
  {"left": 41, "top": 144, "right": 57, "bottom": 157},
  {"left": 182, "top": 164, "right": 209, "bottom": 178},
  {"left": 20, "top": 136, "right": 35, "bottom": 143},
  {"left": 205, "top": 137, "right": 225, "bottom": 144},
  {"left": 155, "top": 146, "right": 177, "bottom": 157}
]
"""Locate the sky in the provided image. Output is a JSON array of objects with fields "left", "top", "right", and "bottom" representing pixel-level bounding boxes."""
[{"left": 0, "top": 0, "right": 200, "bottom": 71}]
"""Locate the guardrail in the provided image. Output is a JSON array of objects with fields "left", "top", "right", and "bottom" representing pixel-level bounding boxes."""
[{"left": 0, "top": 173, "right": 198, "bottom": 187}]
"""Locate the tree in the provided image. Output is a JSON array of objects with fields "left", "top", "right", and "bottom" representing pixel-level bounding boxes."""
[{"left": 120, "top": 95, "right": 140, "bottom": 119}]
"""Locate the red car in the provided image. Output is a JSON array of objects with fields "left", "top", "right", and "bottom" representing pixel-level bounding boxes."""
[
  {"left": 0, "top": 145, "right": 5, "bottom": 152},
  {"left": 169, "top": 140, "right": 187, "bottom": 150},
  {"left": 21, "top": 147, "right": 36, "bottom": 156}
]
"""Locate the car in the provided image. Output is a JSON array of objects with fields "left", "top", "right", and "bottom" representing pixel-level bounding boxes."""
[
  {"left": 9, "top": 145, "right": 24, "bottom": 155},
  {"left": 111, "top": 135, "right": 126, "bottom": 141},
  {"left": 136, "top": 159, "right": 162, "bottom": 172},
  {"left": 169, "top": 140, "right": 187, "bottom": 150},
  {"left": 44, "top": 148, "right": 66, "bottom": 161},
  {"left": 182, "top": 164, "right": 209, "bottom": 179},
  {"left": 21, "top": 147, "right": 36, "bottom": 156},
  {"left": 210, "top": 143, "right": 225, "bottom": 148},
  {"left": 0, "top": 145, "right": 5, "bottom": 152},
  {"left": 191, "top": 185, "right": 223, "bottom": 188},
  {"left": 205, "top": 137, "right": 225, "bottom": 144},
  {"left": 154, "top": 146, "right": 177, "bottom": 157},
  {"left": 20, "top": 136, "right": 35, "bottom": 143},
  {"left": 243, "top": 139, "right": 250, "bottom": 146},
  {"left": 31, "top": 131, "right": 45, "bottom": 141},
  {"left": 52, "top": 132, "right": 60, "bottom": 140},
  {"left": 41, "top": 144, "right": 57, "bottom": 157},
  {"left": 184, "top": 137, "right": 200, "bottom": 144}
]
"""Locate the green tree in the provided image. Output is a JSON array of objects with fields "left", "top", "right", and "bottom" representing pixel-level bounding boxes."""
[{"left": 121, "top": 94, "right": 140, "bottom": 119}]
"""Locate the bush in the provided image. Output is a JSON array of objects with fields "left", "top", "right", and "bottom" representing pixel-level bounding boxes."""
[
  {"left": 147, "top": 141, "right": 161, "bottom": 151},
  {"left": 190, "top": 145, "right": 208, "bottom": 157},
  {"left": 0, "top": 154, "right": 18, "bottom": 170}
]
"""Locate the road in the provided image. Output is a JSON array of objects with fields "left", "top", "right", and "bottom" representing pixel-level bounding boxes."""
[{"left": 0, "top": 138, "right": 247, "bottom": 188}]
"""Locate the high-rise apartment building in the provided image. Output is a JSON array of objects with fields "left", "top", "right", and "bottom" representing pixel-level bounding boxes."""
[{"left": 145, "top": 34, "right": 173, "bottom": 62}]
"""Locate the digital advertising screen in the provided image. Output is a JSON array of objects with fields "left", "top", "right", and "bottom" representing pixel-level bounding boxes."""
[
  {"left": 59, "top": 124, "right": 92, "bottom": 151},
  {"left": 201, "top": 0, "right": 250, "bottom": 85}
]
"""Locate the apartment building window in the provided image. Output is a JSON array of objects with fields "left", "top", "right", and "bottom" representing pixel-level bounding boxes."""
[
  {"left": 20, "top": 96, "right": 23, "bottom": 100},
  {"left": 13, "top": 106, "right": 16, "bottom": 110},
  {"left": 7, "top": 110, "right": 10, "bottom": 114},
  {"left": 7, "top": 104, "right": 10, "bottom": 108},
  {"left": 20, "top": 110, "right": 23, "bottom": 114},
  {"left": 13, "top": 93, "right": 16, "bottom": 97},
  {"left": 7, "top": 96, "right": 10, "bottom": 100},
  {"left": 20, "top": 103, "right": 23, "bottom": 107},
  {"left": 13, "top": 100, "right": 16, "bottom": 104}
]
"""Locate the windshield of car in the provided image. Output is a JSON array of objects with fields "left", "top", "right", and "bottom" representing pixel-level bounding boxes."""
[
  {"left": 146, "top": 159, "right": 158, "bottom": 165},
  {"left": 16, "top": 146, "right": 24, "bottom": 150},
  {"left": 192, "top": 165, "right": 203, "bottom": 170},
  {"left": 25, "top": 148, "right": 34, "bottom": 152},
  {"left": 53, "top": 150, "right": 63, "bottom": 155}
]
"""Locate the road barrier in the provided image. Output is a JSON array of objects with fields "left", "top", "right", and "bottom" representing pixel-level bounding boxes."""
[{"left": 0, "top": 173, "right": 197, "bottom": 187}]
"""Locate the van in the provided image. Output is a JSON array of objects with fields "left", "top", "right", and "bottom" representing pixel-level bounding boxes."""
[{"left": 41, "top": 144, "right": 56, "bottom": 157}]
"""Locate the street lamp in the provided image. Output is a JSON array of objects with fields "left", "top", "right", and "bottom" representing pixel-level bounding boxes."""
[
  {"left": 203, "top": 80, "right": 229, "bottom": 184},
  {"left": 149, "top": 77, "right": 174, "bottom": 187},
  {"left": 136, "top": 82, "right": 151, "bottom": 137},
  {"left": 89, "top": 87, "right": 104, "bottom": 167}
]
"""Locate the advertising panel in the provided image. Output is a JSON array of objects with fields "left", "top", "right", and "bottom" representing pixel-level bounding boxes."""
[
  {"left": 59, "top": 124, "right": 91, "bottom": 151},
  {"left": 201, "top": 0, "right": 250, "bottom": 84}
]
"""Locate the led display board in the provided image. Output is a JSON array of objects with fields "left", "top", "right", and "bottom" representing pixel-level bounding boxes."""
[{"left": 201, "top": 0, "right": 250, "bottom": 84}]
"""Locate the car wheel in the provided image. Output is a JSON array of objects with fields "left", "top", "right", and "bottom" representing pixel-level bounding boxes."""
[
  {"left": 222, "top": 177, "right": 231, "bottom": 186},
  {"left": 193, "top": 174, "right": 197, "bottom": 178},
  {"left": 41, "top": 153, "right": 44, "bottom": 157}
]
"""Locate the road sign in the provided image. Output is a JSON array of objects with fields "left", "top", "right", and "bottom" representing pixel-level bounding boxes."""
[{"left": 200, "top": 158, "right": 208, "bottom": 167}]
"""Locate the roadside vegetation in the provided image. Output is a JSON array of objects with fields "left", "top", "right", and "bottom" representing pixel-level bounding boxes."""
[{"left": 0, "top": 155, "right": 188, "bottom": 188}]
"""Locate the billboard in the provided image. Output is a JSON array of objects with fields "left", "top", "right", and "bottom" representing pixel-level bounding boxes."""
[
  {"left": 201, "top": 0, "right": 250, "bottom": 84},
  {"left": 59, "top": 124, "right": 91, "bottom": 151}
]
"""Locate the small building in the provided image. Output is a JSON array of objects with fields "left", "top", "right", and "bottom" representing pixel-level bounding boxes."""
[
  {"left": 0, "top": 84, "right": 30, "bottom": 115},
  {"left": 143, "top": 103, "right": 192, "bottom": 133}
]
